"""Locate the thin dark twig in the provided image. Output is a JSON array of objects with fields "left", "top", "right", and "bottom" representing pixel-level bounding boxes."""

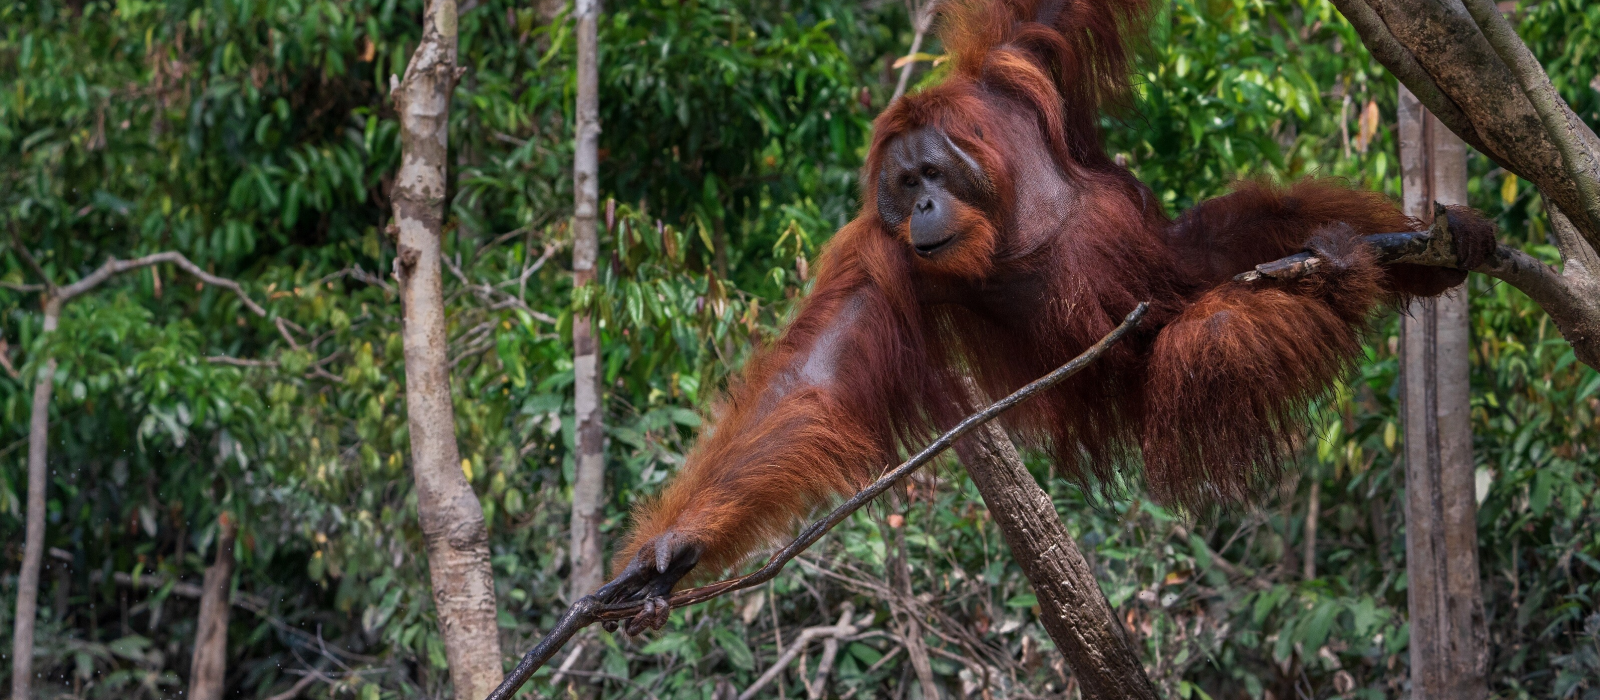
[
  {"left": 7, "top": 229, "right": 56, "bottom": 294},
  {"left": 482, "top": 302, "right": 1150, "bottom": 700}
]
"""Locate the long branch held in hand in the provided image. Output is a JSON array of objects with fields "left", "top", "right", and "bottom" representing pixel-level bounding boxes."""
[{"left": 482, "top": 302, "right": 1149, "bottom": 700}]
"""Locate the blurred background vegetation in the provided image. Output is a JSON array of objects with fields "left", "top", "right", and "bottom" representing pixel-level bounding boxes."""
[{"left": 1, "top": 0, "right": 1598, "bottom": 697}]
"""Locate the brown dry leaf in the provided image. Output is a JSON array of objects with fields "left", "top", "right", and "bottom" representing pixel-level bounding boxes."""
[{"left": 1356, "top": 99, "right": 1380, "bottom": 154}]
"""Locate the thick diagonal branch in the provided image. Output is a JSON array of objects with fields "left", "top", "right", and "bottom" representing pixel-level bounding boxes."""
[
  {"left": 1332, "top": 0, "right": 1600, "bottom": 250},
  {"left": 1460, "top": 0, "right": 1600, "bottom": 232}
]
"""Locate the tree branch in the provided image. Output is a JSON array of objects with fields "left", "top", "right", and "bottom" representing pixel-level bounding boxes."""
[
  {"left": 1548, "top": 205, "right": 1600, "bottom": 283},
  {"left": 262, "top": 671, "right": 330, "bottom": 700},
  {"left": 443, "top": 251, "right": 559, "bottom": 324},
  {"left": 310, "top": 265, "right": 396, "bottom": 296},
  {"left": 1237, "top": 213, "right": 1600, "bottom": 368},
  {"left": 1460, "top": 0, "right": 1600, "bottom": 232},
  {"left": 6, "top": 230, "right": 57, "bottom": 295},
  {"left": 0, "top": 338, "right": 18, "bottom": 380},
  {"left": 482, "top": 302, "right": 1151, "bottom": 700},
  {"left": 48, "top": 251, "right": 267, "bottom": 315},
  {"left": 891, "top": 0, "right": 943, "bottom": 103},
  {"left": 1328, "top": 0, "right": 1496, "bottom": 162},
  {"left": 739, "top": 605, "right": 863, "bottom": 700},
  {"left": 206, "top": 356, "right": 279, "bottom": 368}
]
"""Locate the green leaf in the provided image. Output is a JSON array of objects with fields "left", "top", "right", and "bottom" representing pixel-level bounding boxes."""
[
  {"left": 712, "top": 629, "right": 754, "bottom": 670},
  {"left": 1005, "top": 593, "right": 1038, "bottom": 609}
]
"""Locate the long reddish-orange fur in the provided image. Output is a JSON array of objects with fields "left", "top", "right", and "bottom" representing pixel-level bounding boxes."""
[{"left": 613, "top": 0, "right": 1466, "bottom": 583}]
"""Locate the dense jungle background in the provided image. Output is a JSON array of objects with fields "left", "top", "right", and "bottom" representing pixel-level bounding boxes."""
[{"left": 3, "top": 0, "right": 1600, "bottom": 697}]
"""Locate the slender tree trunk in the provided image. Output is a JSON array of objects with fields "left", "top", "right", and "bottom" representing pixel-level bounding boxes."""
[
  {"left": 882, "top": 496, "right": 939, "bottom": 700},
  {"left": 1303, "top": 476, "right": 1320, "bottom": 581},
  {"left": 3, "top": 248, "right": 260, "bottom": 700},
  {"left": 1397, "top": 84, "right": 1488, "bottom": 700},
  {"left": 188, "top": 514, "right": 238, "bottom": 700},
  {"left": 954, "top": 416, "right": 1157, "bottom": 700},
  {"left": 10, "top": 300, "right": 58, "bottom": 700},
  {"left": 391, "top": 2, "right": 505, "bottom": 697},
  {"left": 569, "top": 0, "right": 606, "bottom": 603}
]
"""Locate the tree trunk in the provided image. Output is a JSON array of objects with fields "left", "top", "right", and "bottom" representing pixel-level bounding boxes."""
[
  {"left": 391, "top": 1, "right": 505, "bottom": 697},
  {"left": 1396, "top": 84, "right": 1488, "bottom": 700},
  {"left": 954, "top": 418, "right": 1157, "bottom": 700},
  {"left": 10, "top": 299, "right": 58, "bottom": 700},
  {"left": 882, "top": 497, "right": 940, "bottom": 700},
  {"left": 188, "top": 513, "right": 238, "bottom": 700},
  {"left": 569, "top": 0, "right": 606, "bottom": 603},
  {"left": 2, "top": 249, "right": 260, "bottom": 700}
]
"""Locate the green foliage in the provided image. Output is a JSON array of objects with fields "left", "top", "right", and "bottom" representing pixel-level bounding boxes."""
[
  {"left": 2, "top": 0, "right": 1598, "bottom": 698},
  {"left": 1112, "top": 0, "right": 1399, "bottom": 212}
]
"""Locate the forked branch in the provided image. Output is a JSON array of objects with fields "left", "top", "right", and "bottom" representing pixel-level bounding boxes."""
[
  {"left": 54, "top": 251, "right": 267, "bottom": 314},
  {"left": 482, "top": 302, "right": 1151, "bottom": 700}
]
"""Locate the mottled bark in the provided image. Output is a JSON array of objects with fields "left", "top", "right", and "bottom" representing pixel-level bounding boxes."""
[
  {"left": 188, "top": 514, "right": 239, "bottom": 700},
  {"left": 1397, "top": 86, "right": 1488, "bottom": 700},
  {"left": 569, "top": 0, "right": 607, "bottom": 603},
  {"left": 390, "top": 1, "right": 505, "bottom": 697},
  {"left": 1460, "top": 0, "right": 1600, "bottom": 232},
  {"left": 1329, "top": 0, "right": 1600, "bottom": 368},
  {"left": 1332, "top": 0, "right": 1600, "bottom": 250},
  {"left": 955, "top": 419, "right": 1157, "bottom": 700}
]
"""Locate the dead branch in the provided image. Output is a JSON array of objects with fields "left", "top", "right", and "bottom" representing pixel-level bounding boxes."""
[
  {"left": 740, "top": 605, "right": 863, "bottom": 700},
  {"left": 0, "top": 338, "right": 18, "bottom": 379},
  {"left": 309, "top": 265, "right": 396, "bottom": 296},
  {"left": 481, "top": 302, "right": 1150, "bottom": 700},
  {"left": 106, "top": 570, "right": 377, "bottom": 664},
  {"left": 799, "top": 557, "right": 1015, "bottom": 674},
  {"left": 275, "top": 318, "right": 306, "bottom": 350},
  {"left": 262, "top": 670, "right": 331, "bottom": 700},
  {"left": 805, "top": 605, "right": 856, "bottom": 700},
  {"left": 444, "top": 249, "right": 559, "bottom": 324},
  {"left": 55, "top": 251, "right": 266, "bottom": 314},
  {"left": 206, "top": 356, "right": 278, "bottom": 368},
  {"left": 109, "top": 571, "right": 270, "bottom": 613},
  {"left": 891, "top": 0, "right": 944, "bottom": 103},
  {"left": 7, "top": 231, "right": 55, "bottom": 295}
]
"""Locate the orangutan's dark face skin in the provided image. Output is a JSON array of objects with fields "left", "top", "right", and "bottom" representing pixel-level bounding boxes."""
[{"left": 876, "top": 128, "right": 996, "bottom": 256}]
